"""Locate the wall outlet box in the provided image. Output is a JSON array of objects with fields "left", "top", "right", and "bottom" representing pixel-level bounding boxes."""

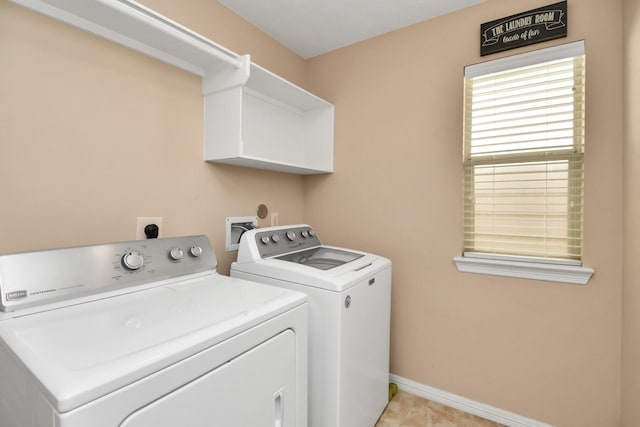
[
  {"left": 136, "top": 217, "right": 163, "bottom": 240},
  {"left": 226, "top": 216, "right": 258, "bottom": 251}
]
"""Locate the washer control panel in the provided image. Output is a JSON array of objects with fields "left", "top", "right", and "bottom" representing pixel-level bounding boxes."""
[
  {"left": 0, "top": 235, "right": 216, "bottom": 313},
  {"left": 254, "top": 226, "right": 321, "bottom": 258}
]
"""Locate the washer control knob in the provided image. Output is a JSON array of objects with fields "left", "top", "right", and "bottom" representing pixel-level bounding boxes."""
[
  {"left": 190, "top": 245, "right": 203, "bottom": 257},
  {"left": 169, "top": 247, "right": 184, "bottom": 261},
  {"left": 271, "top": 234, "right": 281, "bottom": 243},
  {"left": 301, "top": 230, "right": 308, "bottom": 238},
  {"left": 308, "top": 229, "right": 316, "bottom": 237},
  {"left": 260, "top": 236, "right": 271, "bottom": 245},
  {"left": 286, "top": 231, "right": 296, "bottom": 241},
  {"left": 122, "top": 251, "right": 144, "bottom": 270}
]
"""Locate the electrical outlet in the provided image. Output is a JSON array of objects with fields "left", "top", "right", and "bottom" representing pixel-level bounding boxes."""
[
  {"left": 136, "top": 217, "right": 163, "bottom": 240},
  {"left": 226, "top": 216, "right": 258, "bottom": 251},
  {"left": 271, "top": 212, "right": 279, "bottom": 227}
]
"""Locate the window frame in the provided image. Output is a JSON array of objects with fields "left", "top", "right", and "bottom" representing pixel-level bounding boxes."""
[{"left": 454, "top": 41, "right": 594, "bottom": 285}]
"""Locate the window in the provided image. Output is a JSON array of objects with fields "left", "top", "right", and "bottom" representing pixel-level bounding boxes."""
[{"left": 454, "top": 41, "right": 593, "bottom": 284}]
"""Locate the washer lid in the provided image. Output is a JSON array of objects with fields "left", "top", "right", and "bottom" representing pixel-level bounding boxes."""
[
  {"left": 276, "top": 247, "right": 365, "bottom": 270},
  {"left": 232, "top": 246, "right": 391, "bottom": 292},
  {"left": 0, "top": 274, "right": 306, "bottom": 413}
]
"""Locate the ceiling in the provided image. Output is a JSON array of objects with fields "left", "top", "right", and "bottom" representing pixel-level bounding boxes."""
[{"left": 218, "top": 0, "right": 486, "bottom": 59}]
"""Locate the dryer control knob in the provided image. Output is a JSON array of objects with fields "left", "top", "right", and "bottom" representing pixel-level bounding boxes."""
[
  {"left": 301, "top": 231, "right": 308, "bottom": 238},
  {"left": 190, "top": 246, "right": 203, "bottom": 257},
  {"left": 260, "top": 236, "right": 271, "bottom": 245},
  {"left": 169, "top": 247, "right": 184, "bottom": 261},
  {"left": 271, "top": 234, "right": 281, "bottom": 243},
  {"left": 286, "top": 231, "right": 296, "bottom": 241},
  {"left": 122, "top": 251, "right": 144, "bottom": 270},
  {"left": 308, "top": 229, "right": 316, "bottom": 237}
]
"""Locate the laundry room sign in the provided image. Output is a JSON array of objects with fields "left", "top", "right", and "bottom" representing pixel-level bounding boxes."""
[{"left": 480, "top": 1, "right": 567, "bottom": 56}]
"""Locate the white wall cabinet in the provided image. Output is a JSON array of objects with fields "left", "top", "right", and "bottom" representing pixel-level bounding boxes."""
[
  {"left": 10, "top": 0, "right": 334, "bottom": 175},
  {"left": 204, "top": 61, "right": 334, "bottom": 174}
]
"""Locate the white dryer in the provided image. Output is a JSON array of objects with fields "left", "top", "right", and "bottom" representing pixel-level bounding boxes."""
[
  {"left": 0, "top": 235, "right": 307, "bottom": 427},
  {"left": 231, "top": 224, "right": 392, "bottom": 427}
]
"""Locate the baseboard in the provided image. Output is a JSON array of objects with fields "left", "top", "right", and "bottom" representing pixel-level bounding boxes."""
[{"left": 389, "top": 374, "right": 554, "bottom": 427}]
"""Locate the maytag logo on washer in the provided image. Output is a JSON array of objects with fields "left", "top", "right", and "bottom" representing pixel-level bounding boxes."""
[{"left": 6, "top": 290, "right": 27, "bottom": 301}]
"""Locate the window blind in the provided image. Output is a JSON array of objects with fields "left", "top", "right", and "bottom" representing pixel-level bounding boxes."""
[{"left": 463, "top": 41, "right": 585, "bottom": 261}]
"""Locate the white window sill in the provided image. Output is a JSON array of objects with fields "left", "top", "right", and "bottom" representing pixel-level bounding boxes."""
[{"left": 453, "top": 253, "right": 594, "bottom": 285}]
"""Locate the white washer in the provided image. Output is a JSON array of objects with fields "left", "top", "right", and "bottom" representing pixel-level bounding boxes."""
[
  {"left": 231, "top": 224, "right": 392, "bottom": 427},
  {"left": 0, "top": 235, "right": 307, "bottom": 427}
]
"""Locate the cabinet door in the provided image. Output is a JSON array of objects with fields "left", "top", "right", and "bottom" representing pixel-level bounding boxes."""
[
  {"left": 339, "top": 268, "right": 392, "bottom": 427},
  {"left": 120, "top": 329, "right": 297, "bottom": 427}
]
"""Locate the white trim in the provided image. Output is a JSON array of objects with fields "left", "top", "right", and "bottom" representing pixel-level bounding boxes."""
[
  {"left": 464, "top": 252, "right": 582, "bottom": 266},
  {"left": 465, "top": 40, "right": 585, "bottom": 77},
  {"left": 453, "top": 254, "right": 593, "bottom": 285},
  {"left": 389, "top": 374, "right": 554, "bottom": 427}
]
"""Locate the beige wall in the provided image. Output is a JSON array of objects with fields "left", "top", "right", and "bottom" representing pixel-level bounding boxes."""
[
  {"left": 0, "top": 0, "right": 307, "bottom": 274},
  {"left": 306, "top": 0, "right": 623, "bottom": 426},
  {"left": 623, "top": 0, "right": 640, "bottom": 425}
]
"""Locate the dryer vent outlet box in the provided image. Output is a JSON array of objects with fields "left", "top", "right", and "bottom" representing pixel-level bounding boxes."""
[{"left": 226, "top": 217, "right": 258, "bottom": 251}]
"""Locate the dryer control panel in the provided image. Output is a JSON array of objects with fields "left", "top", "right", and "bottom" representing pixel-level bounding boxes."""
[{"left": 0, "top": 235, "right": 216, "bottom": 314}]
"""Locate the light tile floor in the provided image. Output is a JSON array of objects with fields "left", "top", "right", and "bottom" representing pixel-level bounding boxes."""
[{"left": 375, "top": 390, "right": 504, "bottom": 427}]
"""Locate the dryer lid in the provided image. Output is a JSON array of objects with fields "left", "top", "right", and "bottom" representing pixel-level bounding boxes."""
[{"left": 0, "top": 275, "right": 305, "bottom": 413}]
